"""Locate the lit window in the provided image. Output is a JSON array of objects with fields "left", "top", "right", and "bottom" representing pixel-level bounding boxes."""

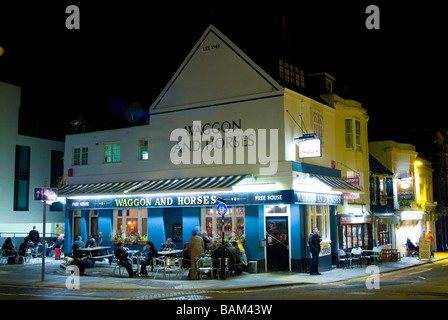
[
  {"left": 279, "top": 59, "right": 284, "bottom": 79},
  {"left": 104, "top": 143, "right": 120, "bottom": 163},
  {"left": 139, "top": 140, "right": 149, "bottom": 160},
  {"left": 201, "top": 206, "right": 245, "bottom": 239},
  {"left": 307, "top": 205, "right": 330, "bottom": 241}
]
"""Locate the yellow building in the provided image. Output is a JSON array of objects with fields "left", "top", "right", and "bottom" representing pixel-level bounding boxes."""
[
  {"left": 369, "top": 141, "right": 437, "bottom": 255},
  {"left": 284, "top": 72, "right": 371, "bottom": 249}
]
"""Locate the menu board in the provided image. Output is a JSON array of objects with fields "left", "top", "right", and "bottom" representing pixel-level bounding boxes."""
[{"left": 419, "top": 238, "right": 431, "bottom": 260}]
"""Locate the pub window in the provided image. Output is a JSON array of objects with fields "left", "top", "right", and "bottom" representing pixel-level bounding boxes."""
[
  {"left": 14, "top": 145, "right": 30, "bottom": 211},
  {"left": 341, "top": 224, "right": 371, "bottom": 250},
  {"left": 355, "top": 120, "right": 362, "bottom": 151},
  {"left": 279, "top": 59, "right": 284, "bottom": 79},
  {"left": 113, "top": 209, "right": 148, "bottom": 240},
  {"left": 312, "top": 110, "right": 324, "bottom": 139},
  {"left": 284, "top": 62, "right": 290, "bottom": 82},
  {"left": 300, "top": 70, "right": 305, "bottom": 88},
  {"left": 295, "top": 67, "right": 300, "bottom": 86},
  {"left": 139, "top": 139, "right": 149, "bottom": 160},
  {"left": 72, "top": 210, "right": 82, "bottom": 241},
  {"left": 345, "top": 118, "right": 362, "bottom": 151},
  {"left": 377, "top": 222, "right": 391, "bottom": 246},
  {"left": 89, "top": 210, "right": 98, "bottom": 240},
  {"left": 73, "top": 146, "right": 88, "bottom": 166},
  {"left": 307, "top": 206, "right": 330, "bottom": 241},
  {"left": 201, "top": 206, "right": 245, "bottom": 239},
  {"left": 104, "top": 143, "right": 120, "bottom": 163}
]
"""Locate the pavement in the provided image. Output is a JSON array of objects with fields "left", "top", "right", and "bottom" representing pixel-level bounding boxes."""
[{"left": 0, "top": 252, "right": 447, "bottom": 294}]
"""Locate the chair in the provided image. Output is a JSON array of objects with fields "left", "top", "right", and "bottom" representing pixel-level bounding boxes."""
[
  {"left": 112, "top": 258, "right": 125, "bottom": 278},
  {"left": 338, "top": 249, "right": 351, "bottom": 268},
  {"left": 164, "top": 256, "right": 181, "bottom": 279},
  {"left": 1, "top": 249, "right": 17, "bottom": 264},
  {"left": 18, "top": 248, "right": 33, "bottom": 264},
  {"left": 406, "top": 244, "right": 418, "bottom": 257},
  {"left": 152, "top": 257, "right": 167, "bottom": 279},
  {"left": 0, "top": 249, "right": 8, "bottom": 264},
  {"left": 372, "top": 247, "right": 382, "bottom": 264},
  {"left": 177, "top": 257, "right": 192, "bottom": 280},
  {"left": 351, "top": 247, "right": 363, "bottom": 267},
  {"left": 197, "top": 257, "right": 214, "bottom": 280}
]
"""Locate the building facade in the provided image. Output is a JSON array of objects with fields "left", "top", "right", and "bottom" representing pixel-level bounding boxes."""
[
  {"left": 60, "top": 25, "right": 370, "bottom": 272},
  {"left": 369, "top": 140, "right": 437, "bottom": 256},
  {"left": 0, "top": 82, "right": 65, "bottom": 242}
]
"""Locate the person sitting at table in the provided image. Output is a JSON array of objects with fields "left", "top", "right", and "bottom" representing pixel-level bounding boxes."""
[
  {"left": 407, "top": 237, "right": 419, "bottom": 253},
  {"left": 211, "top": 241, "right": 229, "bottom": 272},
  {"left": 2, "top": 237, "right": 17, "bottom": 264},
  {"left": 72, "top": 236, "right": 85, "bottom": 258},
  {"left": 86, "top": 235, "right": 97, "bottom": 248},
  {"left": 114, "top": 242, "right": 136, "bottom": 278},
  {"left": 18, "top": 237, "right": 34, "bottom": 263},
  {"left": 139, "top": 241, "right": 158, "bottom": 276},
  {"left": 47, "top": 234, "right": 65, "bottom": 257},
  {"left": 160, "top": 238, "right": 177, "bottom": 251}
]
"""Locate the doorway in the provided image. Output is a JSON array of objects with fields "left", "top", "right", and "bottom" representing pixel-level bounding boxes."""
[{"left": 266, "top": 216, "right": 290, "bottom": 271}]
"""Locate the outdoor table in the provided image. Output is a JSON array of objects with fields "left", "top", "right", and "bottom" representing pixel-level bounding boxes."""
[
  {"left": 157, "top": 249, "right": 183, "bottom": 256},
  {"left": 361, "top": 250, "right": 375, "bottom": 265},
  {"left": 78, "top": 246, "right": 113, "bottom": 264},
  {"left": 382, "top": 248, "right": 398, "bottom": 262}
]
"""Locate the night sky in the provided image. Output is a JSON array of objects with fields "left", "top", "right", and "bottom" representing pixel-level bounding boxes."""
[{"left": 0, "top": 2, "right": 443, "bottom": 143}]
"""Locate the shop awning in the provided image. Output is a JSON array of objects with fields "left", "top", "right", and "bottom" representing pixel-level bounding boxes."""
[
  {"left": 373, "top": 213, "right": 400, "bottom": 224},
  {"left": 58, "top": 175, "right": 248, "bottom": 196},
  {"left": 310, "top": 175, "right": 362, "bottom": 193}
]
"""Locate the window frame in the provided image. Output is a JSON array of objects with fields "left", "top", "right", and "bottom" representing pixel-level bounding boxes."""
[
  {"left": 103, "top": 143, "right": 121, "bottom": 163},
  {"left": 72, "top": 146, "right": 88, "bottom": 166},
  {"left": 139, "top": 139, "right": 149, "bottom": 161}
]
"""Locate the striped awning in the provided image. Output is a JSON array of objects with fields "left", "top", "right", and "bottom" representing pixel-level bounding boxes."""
[
  {"left": 58, "top": 175, "right": 248, "bottom": 196},
  {"left": 310, "top": 175, "right": 362, "bottom": 193}
]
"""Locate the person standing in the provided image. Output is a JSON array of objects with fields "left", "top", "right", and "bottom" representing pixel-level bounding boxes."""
[
  {"left": 425, "top": 231, "right": 434, "bottom": 257},
  {"left": 29, "top": 226, "right": 40, "bottom": 247},
  {"left": 309, "top": 227, "right": 322, "bottom": 275},
  {"left": 189, "top": 230, "right": 204, "bottom": 280}
]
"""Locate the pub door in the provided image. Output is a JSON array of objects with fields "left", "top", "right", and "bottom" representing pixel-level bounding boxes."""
[{"left": 266, "top": 216, "right": 290, "bottom": 271}]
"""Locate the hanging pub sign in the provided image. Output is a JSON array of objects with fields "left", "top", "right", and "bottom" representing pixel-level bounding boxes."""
[
  {"left": 295, "top": 134, "right": 322, "bottom": 159},
  {"left": 397, "top": 180, "right": 414, "bottom": 201}
]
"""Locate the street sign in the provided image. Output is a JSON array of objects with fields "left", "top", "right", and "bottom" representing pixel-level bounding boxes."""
[
  {"left": 34, "top": 188, "right": 58, "bottom": 202},
  {"left": 217, "top": 202, "right": 228, "bottom": 216}
]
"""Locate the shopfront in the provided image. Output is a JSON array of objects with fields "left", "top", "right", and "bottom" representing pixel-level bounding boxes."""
[
  {"left": 338, "top": 216, "right": 373, "bottom": 250},
  {"left": 61, "top": 170, "right": 351, "bottom": 273}
]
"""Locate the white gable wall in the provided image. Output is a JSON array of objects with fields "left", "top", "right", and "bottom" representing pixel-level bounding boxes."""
[{"left": 151, "top": 25, "right": 281, "bottom": 113}]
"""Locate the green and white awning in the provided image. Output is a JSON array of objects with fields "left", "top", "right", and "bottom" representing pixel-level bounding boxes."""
[{"left": 58, "top": 175, "right": 248, "bottom": 196}]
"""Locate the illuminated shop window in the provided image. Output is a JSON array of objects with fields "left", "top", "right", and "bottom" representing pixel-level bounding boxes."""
[
  {"left": 201, "top": 206, "right": 245, "bottom": 239},
  {"left": 113, "top": 209, "right": 148, "bottom": 240},
  {"left": 307, "top": 205, "right": 330, "bottom": 241}
]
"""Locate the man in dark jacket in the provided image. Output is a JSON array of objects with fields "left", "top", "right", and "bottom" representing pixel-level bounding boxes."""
[
  {"left": 114, "top": 242, "right": 136, "bottom": 278},
  {"left": 29, "top": 226, "right": 40, "bottom": 247},
  {"left": 309, "top": 227, "right": 321, "bottom": 275}
]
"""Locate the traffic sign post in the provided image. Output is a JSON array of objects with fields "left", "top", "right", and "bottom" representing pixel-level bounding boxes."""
[
  {"left": 34, "top": 184, "right": 58, "bottom": 281},
  {"left": 217, "top": 200, "right": 227, "bottom": 280}
]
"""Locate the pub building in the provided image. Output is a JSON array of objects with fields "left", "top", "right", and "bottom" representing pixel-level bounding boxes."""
[{"left": 59, "top": 25, "right": 365, "bottom": 273}]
